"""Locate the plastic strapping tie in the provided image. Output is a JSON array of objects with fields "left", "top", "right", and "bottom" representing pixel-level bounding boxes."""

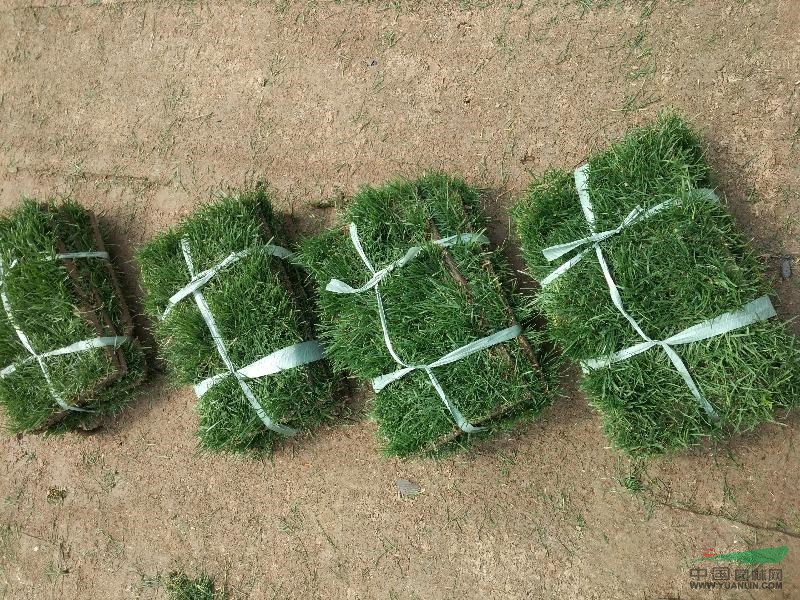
[
  {"left": 559, "top": 165, "right": 777, "bottom": 421},
  {"left": 539, "top": 169, "right": 718, "bottom": 287},
  {"left": 174, "top": 238, "right": 324, "bottom": 437},
  {"left": 0, "top": 252, "right": 129, "bottom": 413},
  {"left": 326, "top": 222, "right": 522, "bottom": 433}
]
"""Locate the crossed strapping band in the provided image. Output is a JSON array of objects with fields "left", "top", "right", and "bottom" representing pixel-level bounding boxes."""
[
  {"left": 0, "top": 252, "right": 129, "bottom": 413},
  {"left": 327, "top": 223, "right": 522, "bottom": 433},
  {"left": 541, "top": 165, "right": 778, "bottom": 420},
  {"left": 167, "top": 238, "right": 324, "bottom": 436}
]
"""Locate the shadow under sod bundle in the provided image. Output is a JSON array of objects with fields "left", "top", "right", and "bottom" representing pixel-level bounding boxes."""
[
  {"left": 513, "top": 113, "right": 800, "bottom": 456},
  {"left": 137, "top": 186, "right": 335, "bottom": 454},
  {"left": 0, "top": 201, "right": 146, "bottom": 433},
  {"left": 299, "top": 172, "right": 558, "bottom": 457}
]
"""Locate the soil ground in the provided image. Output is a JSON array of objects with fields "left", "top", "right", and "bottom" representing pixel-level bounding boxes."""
[{"left": 0, "top": 1, "right": 799, "bottom": 598}]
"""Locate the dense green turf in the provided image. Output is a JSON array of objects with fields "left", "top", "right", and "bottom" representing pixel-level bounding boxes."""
[
  {"left": 0, "top": 201, "right": 145, "bottom": 433},
  {"left": 138, "top": 187, "right": 333, "bottom": 454},
  {"left": 513, "top": 113, "right": 800, "bottom": 455},
  {"left": 299, "top": 173, "right": 556, "bottom": 456}
]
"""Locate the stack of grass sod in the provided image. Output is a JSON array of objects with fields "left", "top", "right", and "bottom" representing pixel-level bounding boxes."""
[
  {"left": 0, "top": 200, "right": 145, "bottom": 433},
  {"left": 513, "top": 113, "right": 800, "bottom": 456},
  {"left": 299, "top": 173, "right": 556, "bottom": 457},
  {"left": 137, "top": 187, "right": 333, "bottom": 454}
]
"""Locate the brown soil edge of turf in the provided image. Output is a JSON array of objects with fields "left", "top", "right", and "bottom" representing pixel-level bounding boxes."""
[{"left": 34, "top": 206, "right": 145, "bottom": 431}]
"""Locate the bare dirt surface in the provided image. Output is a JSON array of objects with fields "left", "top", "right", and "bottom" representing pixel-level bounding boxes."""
[{"left": 1, "top": 1, "right": 799, "bottom": 598}]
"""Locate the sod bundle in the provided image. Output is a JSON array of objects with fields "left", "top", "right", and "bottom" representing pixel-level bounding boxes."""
[
  {"left": 137, "top": 187, "right": 333, "bottom": 453},
  {"left": 299, "top": 173, "right": 554, "bottom": 456},
  {"left": 0, "top": 201, "right": 145, "bottom": 433},
  {"left": 513, "top": 113, "right": 800, "bottom": 455}
]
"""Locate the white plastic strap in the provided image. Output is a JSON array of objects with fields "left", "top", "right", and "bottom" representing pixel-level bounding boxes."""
[
  {"left": 0, "top": 256, "right": 130, "bottom": 413},
  {"left": 175, "top": 238, "right": 324, "bottom": 437},
  {"left": 583, "top": 296, "right": 776, "bottom": 371},
  {"left": 575, "top": 164, "right": 595, "bottom": 227},
  {"left": 0, "top": 336, "right": 130, "bottom": 379},
  {"left": 327, "top": 222, "right": 520, "bottom": 433},
  {"left": 326, "top": 223, "right": 488, "bottom": 294},
  {"left": 564, "top": 165, "right": 777, "bottom": 420},
  {"left": 194, "top": 340, "right": 324, "bottom": 397},
  {"left": 372, "top": 324, "right": 522, "bottom": 433},
  {"left": 540, "top": 164, "right": 718, "bottom": 287},
  {"left": 162, "top": 243, "right": 293, "bottom": 318},
  {"left": 8, "top": 251, "right": 111, "bottom": 271},
  {"left": 373, "top": 326, "right": 524, "bottom": 390},
  {"left": 56, "top": 251, "right": 110, "bottom": 260}
]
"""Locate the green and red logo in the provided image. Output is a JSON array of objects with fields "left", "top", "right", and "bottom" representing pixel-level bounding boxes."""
[{"left": 694, "top": 546, "right": 789, "bottom": 565}]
